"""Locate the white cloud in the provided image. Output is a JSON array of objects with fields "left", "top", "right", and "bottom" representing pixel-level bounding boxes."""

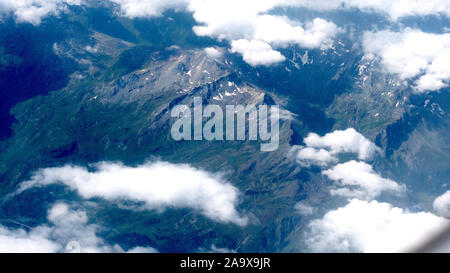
[
  {"left": 292, "top": 128, "right": 381, "bottom": 167},
  {"left": 110, "top": 0, "right": 188, "bottom": 18},
  {"left": 187, "top": 0, "right": 276, "bottom": 40},
  {"left": 306, "top": 199, "right": 450, "bottom": 253},
  {"left": 291, "top": 129, "right": 396, "bottom": 200},
  {"left": 231, "top": 39, "right": 285, "bottom": 66},
  {"left": 363, "top": 29, "right": 450, "bottom": 92},
  {"left": 304, "top": 128, "right": 381, "bottom": 160},
  {"left": 0, "top": 226, "right": 59, "bottom": 253},
  {"left": 191, "top": 7, "right": 340, "bottom": 49},
  {"left": 322, "top": 160, "right": 405, "bottom": 200},
  {"left": 0, "top": 203, "right": 141, "bottom": 253},
  {"left": 0, "top": 0, "right": 83, "bottom": 25},
  {"left": 285, "top": 0, "right": 450, "bottom": 21},
  {"left": 293, "top": 146, "right": 338, "bottom": 167},
  {"left": 18, "top": 161, "right": 248, "bottom": 226},
  {"left": 253, "top": 16, "right": 340, "bottom": 49},
  {"left": 46, "top": 203, "right": 124, "bottom": 253},
  {"left": 434, "top": 191, "right": 450, "bottom": 219},
  {"left": 204, "top": 47, "right": 223, "bottom": 59},
  {"left": 191, "top": 2, "right": 341, "bottom": 65}
]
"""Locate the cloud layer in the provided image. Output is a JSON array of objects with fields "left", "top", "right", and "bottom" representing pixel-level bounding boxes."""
[
  {"left": 5, "top": 0, "right": 450, "bottom": 26},
  {"left": 307, "top": 199, "right": 449, "bottom": 253},
  {"left": 111, "top": 0, "right": 450, "bottom": 22},
  {"left": 363, "top": 29, "right": 450, "bottom": 92},
  {"left": 18, "top": 161, "right": 247, "bottom": 226}
]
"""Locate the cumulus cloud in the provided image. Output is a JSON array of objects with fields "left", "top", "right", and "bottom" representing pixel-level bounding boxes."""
[
  {"left": 293, "top": 146, "right": 338, "bottom": 167},
  {"left": 434, "top": 191, "right": 450, "bottom": 219},
  {"left": 204, "top": 47, "right": 224, "bottom": 59},
  {"left": 46, "top": 202, "right": 128, "bottom": 253},
  {"left": 291, "top": 129, "right": 396, "bottom": 200},
  {"left": 306, "top": 199, "right": 450, "bottom": 253},
  {"left": 18, "top": 161, "right": 248, "bottom": 226},
  {"left": 323, "top": 160, "right": 405, "bottom": 200},
  {"left": 187, "top": 0, "right": 278, "bottom": 40},
  {"left": 253, "top": 16, "right": 340, "bottom": 49},
  {"left": 292, "top": 128, "right": 381, "bottom": 167},
  {"left": 231, "top": 39, "right": 286, "bottom": 66},
  {"left": 0, "top": 0, "right": 83, "bottom": 25},
  {"left": 110, "top": 0, "right": 188, "bottom": 18},
  {"left": 0, "top": 203, "right": 146, "bottom": 253},
  {"left": 363, "top": 29, "right": 450, "bottom": 92},
  {"left": 0, "top": 225, "right": 59, "bottom": 253},
  {"left": 286, "top": 0, "right": 450, "bottom": 21},
  {"left": 304, "top": 128, "right": 381, "bottom": 160},
  {"left": 192, "top": 3, "right": 340, "bottom": 66}
]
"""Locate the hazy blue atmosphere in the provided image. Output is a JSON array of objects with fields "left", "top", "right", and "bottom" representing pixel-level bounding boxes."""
[{"left": 0, "top": 0, "right": 449, "bottom": 253}]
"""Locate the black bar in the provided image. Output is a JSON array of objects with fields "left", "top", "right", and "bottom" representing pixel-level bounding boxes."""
[{"left": 0, "top": 253, "right": 447, "bottom": 272}]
